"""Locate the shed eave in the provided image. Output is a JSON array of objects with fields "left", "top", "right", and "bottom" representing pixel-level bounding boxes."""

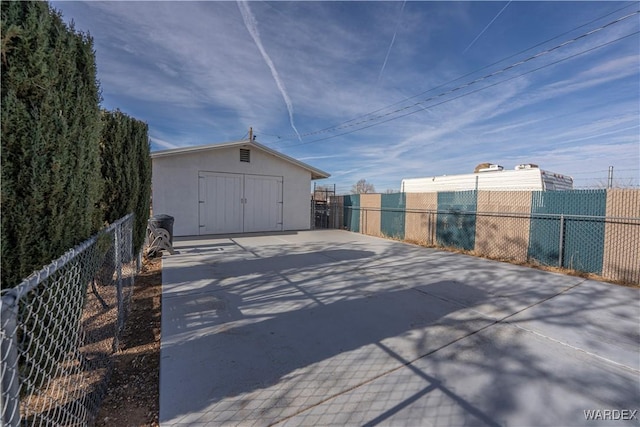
[{"left": 151, "top": 139, "right": 330, "bottom": 180}]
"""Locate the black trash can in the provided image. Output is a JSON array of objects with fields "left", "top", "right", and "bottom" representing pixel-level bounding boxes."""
[{"left": 149, "top": 214, "right": 174, "bottom": 245}]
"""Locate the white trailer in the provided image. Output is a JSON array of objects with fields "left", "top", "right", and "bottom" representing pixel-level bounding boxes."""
[{"left": 401, "top": 164, "right": 573, "bottom": 192}]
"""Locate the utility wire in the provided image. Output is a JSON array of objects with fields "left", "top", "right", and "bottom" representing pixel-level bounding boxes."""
[
  {"left": 264, "top": 7, "right": 639, "bottom": 144},
  {"left": 282, "top": 29, "right": 639, "bottom": 148},
  {"left": 570, "top": 168, "right": 640, "bottom": 175},
  {"left": 264, "top": 4, "right": 636, "bottom": 141},
  {"left": 291, "top": 11, "right": 639, "bottom": 142}
]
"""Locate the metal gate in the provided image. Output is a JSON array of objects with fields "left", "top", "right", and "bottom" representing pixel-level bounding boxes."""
[{"left": 311, "top": 183, "right": 336, "bottom": 229}]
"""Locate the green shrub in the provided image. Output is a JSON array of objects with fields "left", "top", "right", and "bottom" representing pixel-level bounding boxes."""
[
  {"left": 99, "top": 110, "right": 151, "bottom": 254},
  {"left": 1, "top": 1, "right": 103, "bottom": 289}
]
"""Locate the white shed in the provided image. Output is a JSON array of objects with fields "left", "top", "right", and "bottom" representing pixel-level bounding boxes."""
[{"left": 151, "top": 140, "right": 330, "bottom": 237}]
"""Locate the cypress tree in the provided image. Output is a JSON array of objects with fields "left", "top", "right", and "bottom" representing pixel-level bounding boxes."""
[
  {"left": 99, "top": 110, "right": 151, "bottom": 255},
  {"left": 133, "top": 121, "right": 152, "bottom": 254},
  {"left": 1, "top": 1, "right": 102, "bottom": 289}
]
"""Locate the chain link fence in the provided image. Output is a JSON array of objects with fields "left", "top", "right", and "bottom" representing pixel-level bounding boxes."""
[
  {"left": 337, "top": 190, "right": 640, "bottom": 286},
  {"left": 1, "top": 213, "right": 138, "bottom": 426}
]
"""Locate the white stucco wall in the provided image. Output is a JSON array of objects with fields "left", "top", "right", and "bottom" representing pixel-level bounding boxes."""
[{"left": 152, "top": 145, "right": 313, "bottom": 236}]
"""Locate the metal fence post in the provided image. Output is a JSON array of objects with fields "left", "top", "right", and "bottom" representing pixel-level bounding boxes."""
[
  {"left": 428, "top": 211, "right": 433, "bottom": 246},
  {"left": 365, "top": 208, "right": 368, "bottom": 235},
  {"left": 1, "top": 293, "right": 21, "bottom": 427},
  {"left": 558, "top": 214, "right": 565, "bottom": 267},
  {"left": 112, "top": 223, "right": 123, "bottom": 353},
  {"left": 330, "top": 198, "right": 335, "bottom": 229}
]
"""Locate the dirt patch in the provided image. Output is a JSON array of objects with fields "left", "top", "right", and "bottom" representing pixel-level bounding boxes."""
[{"left": 95, "top": 255, "right": 162, "bottom": 427}]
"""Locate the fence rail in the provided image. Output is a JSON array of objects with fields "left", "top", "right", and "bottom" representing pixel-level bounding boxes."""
[
  {"left": 1, "top": 213, "right": 137, "bottom": 426},
  {"left": 336, "top": 199, "right": 639, "bottom": 285}
]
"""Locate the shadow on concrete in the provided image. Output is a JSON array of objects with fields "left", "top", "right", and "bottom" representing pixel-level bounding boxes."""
[
  {"left": 162, "top": 249, "right": 376, "bottom": 291},
  {"left": 161, "top": 281, "right": 499, "bottom": 425},
  {"left": 160, "top": 231, "right": 640, "bottom": 426}
]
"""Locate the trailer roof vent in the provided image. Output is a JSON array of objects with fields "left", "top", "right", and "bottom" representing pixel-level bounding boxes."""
[
  {"left": 515, "top": 163, "right": 539, "bottom": 170},
  {"left": 477, "top": 164, "right": 503, "bottom": 173},
  {"left": 240, "top": 148, "right": 250, "bottom": 163}
]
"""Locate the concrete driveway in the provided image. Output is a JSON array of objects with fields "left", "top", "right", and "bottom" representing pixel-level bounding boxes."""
[{"left": 159, "top": 230, "right": 639, "bottom": 427}]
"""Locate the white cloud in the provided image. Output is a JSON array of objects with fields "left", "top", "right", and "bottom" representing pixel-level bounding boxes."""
[
  {"left": 52, "top": 1, "right": 639, "bottom": 192},
  {"left": 150, "top": 136, "right": 179, "bottom": 150},
  {"left": 237, "top": 0, "right": 301, "bottom": 140}
]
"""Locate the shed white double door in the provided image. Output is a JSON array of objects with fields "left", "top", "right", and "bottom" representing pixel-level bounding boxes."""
[{"left": 198, "top": 172, "right": 283, "bottom": 235}]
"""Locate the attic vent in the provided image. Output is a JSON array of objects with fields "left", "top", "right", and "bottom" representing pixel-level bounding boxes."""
[{"left": 240, "top": 148, "right": 250, "bottom": 163}]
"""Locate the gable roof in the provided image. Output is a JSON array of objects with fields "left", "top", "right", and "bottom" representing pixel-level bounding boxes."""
[{"left": 151, "top": 139, "right": 330, "bottom": 180}]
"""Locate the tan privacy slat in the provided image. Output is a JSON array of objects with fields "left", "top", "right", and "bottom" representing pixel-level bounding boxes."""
[
  {"left": 360, "top": 194, "right": 382, "bottom": 237},
  {"left": 338, "top": 189, "right": 638, "bottom": 285},
  {"left": 603, "top": 189, "right": 640, "bottom": 284},
  {"left": 475, "top": 191, "right": 533, "bottom": 263},
  {"left": 405, "top": 193, "right": 438, "bottom": 245}
]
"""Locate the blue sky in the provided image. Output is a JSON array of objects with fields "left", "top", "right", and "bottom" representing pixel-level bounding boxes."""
[{"left": 53, "top": 1, "right": 639, "bottom": 193}]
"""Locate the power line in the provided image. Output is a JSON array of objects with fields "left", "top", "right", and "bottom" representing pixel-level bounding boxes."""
[
  {"left": 292, "top": 11, "right": 639, "bottom": 142},
  {"left": 263, "top": 4, "right": 638, "bottom": 142},
  {"left": 256, "top": 131, "right": 283, "bottom": 139},
  {"left": 262, "top": 7, "right": 639, "bottom": 145},
  {"left": 570, "top": 168, "right": 640, "bottom": 176},
  {"left": 281, "top": 28, "right": 639, "bottom": 148},
  {"left": 327, "top": 2, "right": 637, "bottom": 137}
]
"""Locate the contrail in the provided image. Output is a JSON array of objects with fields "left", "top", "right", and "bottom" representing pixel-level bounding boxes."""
[
  {"left": 237, "top": 0, "right": 302, "bottom": 141},
  {"left": 378, "top": 0, "right": 406, "bottom": 85},
  {"left": 463, "top": 1, "right": 512, "bottom": 54}
]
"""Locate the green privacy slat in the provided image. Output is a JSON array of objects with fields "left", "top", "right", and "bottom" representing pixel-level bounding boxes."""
[
  {"left": 381, "top": 193, "right": 406, "bottom": 239},
  {"left": 528, "top": 190, "right": 606, "bottom": 273},
  {"left": 436, "top": 191, "right": 477, "bottom": 250},
  {"left": 344, "top": 194, "right": 360, "bottom": 233}
]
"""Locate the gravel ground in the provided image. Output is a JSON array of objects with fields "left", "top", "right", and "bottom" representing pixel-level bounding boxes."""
[{"left": 95, "top": 255, "right": 162, "bottom": 427}]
